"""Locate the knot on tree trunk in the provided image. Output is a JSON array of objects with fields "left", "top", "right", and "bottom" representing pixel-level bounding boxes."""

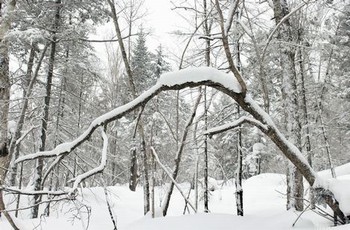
[{"left": 0, "top": 143, "right": 8, "bottom": 157}]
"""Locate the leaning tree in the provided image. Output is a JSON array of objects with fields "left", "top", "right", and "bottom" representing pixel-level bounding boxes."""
[{"left": 13, "top": 66, "right": 349, "bottom": 224}]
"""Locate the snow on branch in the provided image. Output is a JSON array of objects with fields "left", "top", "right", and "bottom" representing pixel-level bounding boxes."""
[
  {"left": 0, "top": 187, "right": 67, "bottom": 196},
  {"left": 68, "top": 128, "right": 109, "bottom": 194},
  {"left": 224, "top": 0, "right": 241, "bottom": 34},
  {"left": 15, "top": 126, "right": 38, "bottom": 146},
  {"left": 158, "top": 67, "right": 241, "bottom": 93},
  {"left": 15, "top": 67, "right": 241, "bottom": 163},
  {"left": 205, "top": 116, "right": 268, "bottom": 137}
]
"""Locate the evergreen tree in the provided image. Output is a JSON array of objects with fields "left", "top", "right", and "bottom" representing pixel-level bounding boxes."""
[{"left": 131, "top": 28, "right": 155, "bottom": 94}]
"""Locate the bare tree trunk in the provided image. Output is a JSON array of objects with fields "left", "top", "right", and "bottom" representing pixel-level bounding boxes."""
[
  {"left": 235, "top": 9, "right": 244, "bottom": 216},
  {"left": 242, "top": 2, "right": 270, "bottom": 113},
  {"left": 107, "top": 0, "right": 150, "bottom": 213},
  {"left": 162, "top": 92, "right": 202, "bottom": 216},
  {"left": 203, "top": 87, "right": 209, "bottom": 213},
  {"left": 9, "top": 45, "right": 35, "bottom": 186},
  {"left": 318, "top": 108, "right": 336, "bottom": 178},
  {"left": 202, "top": 0, "right": 211, "bottom": 213},
  {"left": 32, "top": 0, "right": 61, "bottom": 218},
  {"left": 0, "top": 0, "right": 20, "bottom": 228},
  {"left": 271, "top": 0, "right": 304, "bottom": 211},
  {"left": 236, "top": 106, "right": 243, "bottom": 216},
  {"left": 15, "top": 162, "right": 23, "bottom": 217},
  {"left": 150, "top": 150, "right": 155, "bottom": 218},
  {"left": 129, "top": 147, "right": 138, "bottom": 191},
  {"left": 298, "top": 41, "right": 315, "bottom": 208},
  {"left": 141, "top": 138, "right": 150, "bottom": 215}
]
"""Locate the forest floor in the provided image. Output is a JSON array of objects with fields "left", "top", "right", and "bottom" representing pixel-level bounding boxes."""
[{"left": 0, "top": 172, "right": 349, "bottom": 229}]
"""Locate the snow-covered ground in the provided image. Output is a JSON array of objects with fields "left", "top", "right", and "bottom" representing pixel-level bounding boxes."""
[{"left": 0, "top": 172, "right": 348, "bottom": 229}]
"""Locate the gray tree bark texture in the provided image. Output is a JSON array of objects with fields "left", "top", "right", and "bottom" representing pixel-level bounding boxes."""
[
  {"left": 271, "top": 0, "right": 304, "bottom": 211},
  {"left": 0, "top": 0, "right": 20, "bottom": 229}
]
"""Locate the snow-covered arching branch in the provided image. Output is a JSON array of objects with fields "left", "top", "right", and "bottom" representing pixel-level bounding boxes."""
[
  {"left": 15, "top": 67, "right": 241, "bottom": 163},
  {"left": 14, "top": 66, "right": 314, "bottom": 184},
  {"left": 68, "top": 128, "right": 109, "bottom": 194},
  {"left": 205, "top": 116, "right": 268, "bottom": 137},
  {"left": 13, "top": 66, "right": 347, "bottom": 221}
]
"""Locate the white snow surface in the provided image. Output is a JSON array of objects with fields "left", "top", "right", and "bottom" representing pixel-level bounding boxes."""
[
  {"left": 317, "top": 163, "right": 350, "bottom": 216},
  {"left": 1, "top": 173, "right": 347, "bottom": 230},
  {"left": 327, "top": 176, "right": 350, "bottom": 216}
]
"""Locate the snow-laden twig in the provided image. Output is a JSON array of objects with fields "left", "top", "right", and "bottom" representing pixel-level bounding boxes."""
[
  {"left": 0, "top": 186, "right": 67, "bottom": 196},
  {"left": 150, "top": 147, "right": 196, "bottom": 213},
  {"left": 4, "top": 197, "right": 70, "bottom": 213},
  {"left": 41, "top": 155, "right": 64, "bottom": 186},
  {"left": 68, "top": 128, "right": 108, "bottom": 194},
  {"left": 15, "top": 125, "right": 38, "bottom": 146},
  {"left": 205, "top": 116, "right": 268, "bottom": 137},
  {"left": 224, "top": 0, "right": 241, "bottom": 35}
]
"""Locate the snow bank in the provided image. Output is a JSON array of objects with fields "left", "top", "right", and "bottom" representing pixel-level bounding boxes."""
[
  {"left": 318, "top": 162, "right": 350, "bottom": 179},
  {"left": 323, "top": 175, "right": 350, "bottom": 216},
  {"left": 2, "top": 173, "right": 347, "bottom": 230}
]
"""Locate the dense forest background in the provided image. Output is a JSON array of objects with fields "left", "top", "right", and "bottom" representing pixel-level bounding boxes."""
[{"left": 0, "top": 0, "right": 349, "bottom": 228}]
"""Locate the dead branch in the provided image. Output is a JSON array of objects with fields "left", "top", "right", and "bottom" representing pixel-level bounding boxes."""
[{"left": 150, "top": 147, "right": 196, "bottom": 213}]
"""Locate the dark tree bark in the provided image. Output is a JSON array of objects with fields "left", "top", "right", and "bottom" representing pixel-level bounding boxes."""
[
  {"left": 32, "top": 0, "right": 61, "bottom": 218},
  {"left": 203, "top": 0, "right": 211, "bottom": 214},
  {"left": 0, "top": 0, "right": 20, "bottom": 229},
  {"left": 162, "top": 92, "right": 202, "bottom": 216},
  {"left": 235, "top": 107, "right": 244, "bottom": 216}
]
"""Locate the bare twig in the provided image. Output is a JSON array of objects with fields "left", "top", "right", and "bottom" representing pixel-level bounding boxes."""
[{"left": 150, "top": 147, "right": 196, "bottom": 213}]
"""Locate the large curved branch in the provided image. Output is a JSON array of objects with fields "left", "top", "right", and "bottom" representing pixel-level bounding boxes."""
[
  {"left": 15, "top": 67, "right": 241, "bottom": 164},
  {"left": 12, "top": 65, "right": 346, "bottom": 220},
  {"left": 15, "top": 66, "right": 317, "bottom": 190},
  {"left": 68, "top": 128, "right": 109, "bottom": 194},
  {"left": 205, "top": 116, "right": 268, "bottom": 137}
]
